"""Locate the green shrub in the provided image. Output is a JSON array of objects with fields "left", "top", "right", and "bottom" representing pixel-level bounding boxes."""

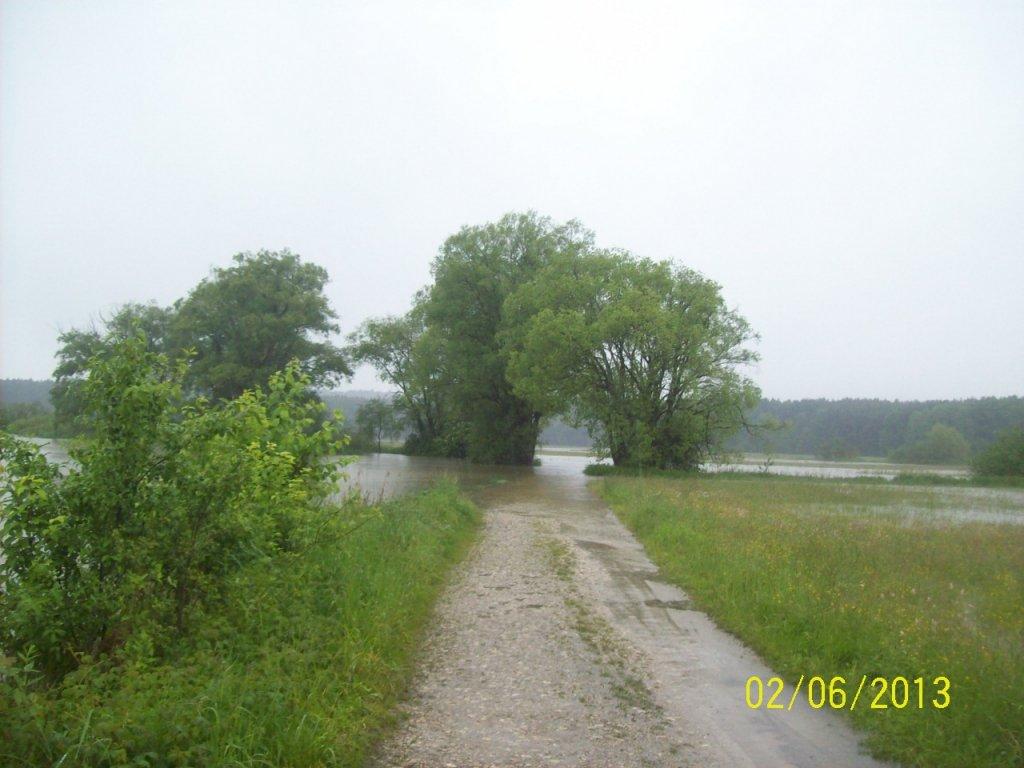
[
  {"left": 0, "top": 336, "right": 344, "bottom": 676},
  {"left": 972, "top": 427, "right": 1024, "bottom": 477},
  {"left": 889, "top": 423, "right": 971, "bottom": 465},
  {"left": 815, "top": 438, "right": 858, "bottom": 461},
  {"left": 0, "top": 482, "right": 478, "bottom": 767},
  {"left": 0, "top": 401, "right": 55, "bottom": 437}
]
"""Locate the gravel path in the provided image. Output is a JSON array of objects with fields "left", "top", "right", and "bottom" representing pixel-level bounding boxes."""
[
  {"left": 369, "top": 457, "right": 890, "bottom": 768},
  {"left": 375, "top": 507, "right": 690, "bottom": 767}
]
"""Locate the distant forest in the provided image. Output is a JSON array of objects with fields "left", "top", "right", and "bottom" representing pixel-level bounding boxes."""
[
  {"left": 4, "top": 379, "right": 1020, "bottom": 458},
  {"left": 0, "top": 379, "right": 52, "bottom": 406},
  {"left": 0, "top": 380, "right": 594, "bottom": 448},
  {"left": 318, "top": 391, "right": 593, "bottom": 448},
  {"left": 729, "top": 397, "right": 1024, "bottom": 457}
]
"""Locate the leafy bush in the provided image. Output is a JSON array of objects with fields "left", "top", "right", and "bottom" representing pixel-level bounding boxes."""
[
  {"left": 0, "top": 401, "right": 55, "bottom": 437},
  {"left": 888, "top": 423, "right": 970, "bottom": 465},
  {"left": 815, "top": 438, "right": 858, "bottom": 461},
  {"left": 0, "top": 337, "right": 343, "bottom": 676},
  {"left": 972, "top": 427, "right": 1024, "bottom": 477},
  {"left": 0, "top": 482, "right": 479, "bottom": 767}
]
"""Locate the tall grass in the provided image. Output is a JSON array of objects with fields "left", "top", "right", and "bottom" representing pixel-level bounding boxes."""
[
  {"left": 597, "top": 475, "right": 1024, "bottom": 767},
  {"left": 0, "top": 481, "right": 479, "bottom": 767}
]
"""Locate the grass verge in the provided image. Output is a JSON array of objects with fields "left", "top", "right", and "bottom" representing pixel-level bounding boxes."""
[
  {"left": 0, "top": 480, "right": 479, "bottom": 767},
  {"left": 594, "top": 474, "right": 1024, "bottom": 767}
]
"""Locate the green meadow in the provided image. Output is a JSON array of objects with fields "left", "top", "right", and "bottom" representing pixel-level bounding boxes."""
[{"left": 595, "top": 474, "right": 1024, "bottom": 768}]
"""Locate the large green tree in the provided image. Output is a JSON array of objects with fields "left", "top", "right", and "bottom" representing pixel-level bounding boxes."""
[
  {"left": 503, "top": 250, "right": 760, "bottom": 468},
  {"left": 354, "top": 398, "right": 402, "bottom": 452},
  {"left": 347, "top": 300, "right": 465, "bottom": 456},
  {"left": 172, "top": 250, "right": 350, "bottom": 400},
  {"left": 889, "top": 423, "right": 971, "bottom": 465},
  {"left": 426, "top": 212, "right": 592, "bottom": 464},
  {"left": 51, "top": 302, "right": 173, "bottom": 433},
  {"left": 972, "top": 427, "right": 1024, "bottom": 477}
]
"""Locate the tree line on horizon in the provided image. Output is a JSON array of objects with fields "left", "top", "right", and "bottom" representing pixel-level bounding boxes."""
[
  {"left": 6, "top": 380, "right": 1022, "bottom": 461},
  {"left": 728, "top": 396, "right": 1024, "bottom": 462}
]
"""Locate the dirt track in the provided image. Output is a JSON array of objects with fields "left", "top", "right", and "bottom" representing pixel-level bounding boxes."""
[{"left": 368, "top": 456, "right": 889, "bottom": 767}]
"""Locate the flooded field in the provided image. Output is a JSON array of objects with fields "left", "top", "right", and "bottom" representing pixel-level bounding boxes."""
[
  {"left": 16, "top": 437, "right": 1021, "bottom": 526},
  {"left": 713, "top": 453, "right": 970, "bottom": 479},
  {"left": 340, "top": 452, "right": 1024, "bottom": 527},
  {"left": 538, "top": 446, "right": 970, "bottom": 479}
]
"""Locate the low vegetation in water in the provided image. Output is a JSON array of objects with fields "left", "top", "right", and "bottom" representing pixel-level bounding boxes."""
[
  {"left": 584, "top": 462, "right": 1024, "bottom": 488},
  {"left": 972, "top": 427, "right": 1024, "bottom": 478},
  {"left": 595, "top": 474, "right": 1024, "bottom": 767}
]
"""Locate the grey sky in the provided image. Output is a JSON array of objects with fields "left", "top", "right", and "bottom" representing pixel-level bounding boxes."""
[{"left": 2, "top": 0, "right": 1021, "bottom": 399}]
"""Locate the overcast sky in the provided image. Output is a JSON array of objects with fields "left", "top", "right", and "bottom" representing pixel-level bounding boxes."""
[{"left": 2, "top": 1, "right": 1021, "bottom": 399}]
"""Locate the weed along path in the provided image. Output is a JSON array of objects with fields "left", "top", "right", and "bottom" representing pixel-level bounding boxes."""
[{"left": 352, "top": 454, "right": 887, "bottom": 768}]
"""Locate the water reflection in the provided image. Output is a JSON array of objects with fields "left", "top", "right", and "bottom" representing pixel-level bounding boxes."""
[
  {"left": 336, "top": 452, "right": 1022, "bottom": 527},
  {"left": 335, "top": 452, "right": 597, "bottom": 509}
]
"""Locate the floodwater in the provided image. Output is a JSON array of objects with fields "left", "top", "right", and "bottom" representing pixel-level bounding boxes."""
[
  {"left": 18, "top": 439, "right": 1019, "bottom": 525},
  {"left": 338, "top": 452, "right": 1024, "bottom": 526},
  {"left": 713, "top": 454, "right": 970, "bottom": 479},
  {"left": 337, "top": 451, "right": 592, "bottom": 503},
  {"left": 17, "top": 436, "right": 72, "bottom": 468}
]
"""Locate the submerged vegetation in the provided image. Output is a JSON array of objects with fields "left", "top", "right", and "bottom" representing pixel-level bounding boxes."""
[
  {"left": 972, "top": 427, "right": 1024, "bottom": 477},
  {"left": 595, "top": 473, "right": 1024, "bottom": 767}
]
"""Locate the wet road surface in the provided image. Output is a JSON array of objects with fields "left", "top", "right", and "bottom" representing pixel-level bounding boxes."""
[{"left": 354, "top": 453, "right": 890, "bottom": 768}]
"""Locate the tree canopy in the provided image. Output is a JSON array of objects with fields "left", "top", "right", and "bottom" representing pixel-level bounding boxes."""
[
  {"left": 50, "top": 251, "right": 350, "bottom": 433},
  {"left": 354, "top": 398, "right": 402, "bottom": 452},
  {"left": 348, "top": 212, "right": 760, "bottom": 467},
  {"left": 503, "top": 250, "right": 759, "bottom": 468},
  {"left": 172, "top": 250, "right": 350, "bottom": 400},
  {"left": 51, "top": 302, "right": 174, "bottom": 433},
  {"left": 729, "top": 397, "right": 1024, "bottom": 458},
  {"left": 424, "top": 212, "right": 593, "bottom": 464},
  {"left": 347, "top": 299, "right": 465, "bottom": 456},
  {"left": 972, "top": 427, "right": 1024, "bottom": 477},
  {"left": 889, "top": 423, "right": 971, "bottom": 465}
]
